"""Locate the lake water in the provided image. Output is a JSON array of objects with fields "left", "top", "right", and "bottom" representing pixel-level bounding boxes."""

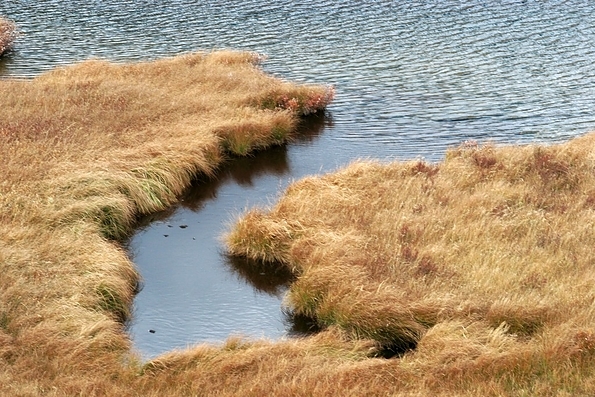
[{"left": 2, "top": 1, "right": 595, "bottom": 358}]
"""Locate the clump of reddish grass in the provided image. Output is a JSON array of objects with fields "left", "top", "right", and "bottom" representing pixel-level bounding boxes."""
[
  {"left": 226, "top": 133, "right": 595, "bottom": 394},
  {"left": 0, "top": 17, "right": 17, "bottom": 56},
  {"left": 260, "top": 85, "right": 336, "bottom": 115}
]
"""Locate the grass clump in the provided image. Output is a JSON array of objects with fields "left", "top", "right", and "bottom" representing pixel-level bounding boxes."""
[
  {"left": 0, "top": 17, "right": 17, "bottom": 56},
  {"left": 226, "top": 133, "right": 595, "bottom": 394},
  {"left": 0, "top": 51, "right": 335, "bottom": 396}
]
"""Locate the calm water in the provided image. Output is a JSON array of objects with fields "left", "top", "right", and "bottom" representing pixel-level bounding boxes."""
[{"left": 3, "top": 1, "right": 595, "bottom": 358}]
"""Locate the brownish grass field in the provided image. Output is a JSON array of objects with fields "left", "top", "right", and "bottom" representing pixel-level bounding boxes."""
[
  {"left": 1, "top": 21, "right": 594, "bottom": 395},
  {"left": 227, "top": 135, "right": 595, "bottom": 396}
]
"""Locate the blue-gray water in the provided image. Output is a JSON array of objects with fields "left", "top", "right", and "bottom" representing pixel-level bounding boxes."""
[{"left": 2, "top": 1, "right": 595, "bottom": 358}]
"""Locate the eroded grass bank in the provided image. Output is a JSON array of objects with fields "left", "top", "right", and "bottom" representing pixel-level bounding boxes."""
[
  {"left": 0, "top": 17, "right": 17, "bottom": 56},
  {"left": 227, "top": 134, "right": 595, "bottom": 395},
  {"left": 0, "top": 51, "right": 335, "bottom": 396}
]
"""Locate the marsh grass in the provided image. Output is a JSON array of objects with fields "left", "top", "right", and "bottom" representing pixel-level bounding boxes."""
[
  {"left": 226, "top": 133, "right": 595, "bottom": 395},
  {"left": 0, "top": 17, "right": 17, "bottom": 56},
  {"left": 4, "top": 44, "right": 592, "bottom": 395},
  {"left": 0, "top": 51, "right": 338, "bottom": 396}
]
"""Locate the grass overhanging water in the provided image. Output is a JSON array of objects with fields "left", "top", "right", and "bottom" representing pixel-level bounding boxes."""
[
  {"left": 2, "top": 17, "right": 594, "bottom": 393},
  {"left": 0, "top": 50, "right": 339, "bottom": 396},
  {"left": 226, "top": 134, "right": 595, "bottom": 395}
]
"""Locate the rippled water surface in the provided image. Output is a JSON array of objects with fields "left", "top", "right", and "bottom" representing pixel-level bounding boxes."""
[{"left": 3, "top": 1, "right": 595, "bottom": 358}]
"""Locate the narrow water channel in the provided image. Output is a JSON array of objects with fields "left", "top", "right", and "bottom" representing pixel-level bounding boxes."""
[
  {"left": 2, "top": 1, "right": 595, "bottom": 359},
  {"left": 126, "top": 119, "right": 332, "bottom": 357}
]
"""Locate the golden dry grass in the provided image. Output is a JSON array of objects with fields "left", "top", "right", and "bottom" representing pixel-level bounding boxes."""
[
  {"left": 4, "top": 44, "right": 594, "bottom": 396},
  {"left": 0, "top": 17, "right": 17, "bottom": 56},
  {"left": 226, "top": 133, "right": 595, "bottom": 395},
  {"left": 0, "top": 51, "right": 339, "bottom": 396}
]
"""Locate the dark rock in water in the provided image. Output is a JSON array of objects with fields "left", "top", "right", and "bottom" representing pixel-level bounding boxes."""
[
  {"left": 179, "top": 224, "right": 188, "bottom": 229},
  {"left": 163, "top": 235, "right": 169, "bottom": 237},
  {"left": 149, "top": 329, "right": 156, "bottom": 334}
]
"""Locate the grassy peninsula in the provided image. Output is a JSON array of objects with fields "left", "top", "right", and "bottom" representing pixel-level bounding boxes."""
[
  {"left": 0, "top": 51, "right": 335, "bottom": 396},
  {"left": 0, "top": 17, "right": 17, "bottom": 56},
  {"left": 227, "top": 134, "right": 595, "bottom": 395},
  {"left": 2, "top": 36, "right": 593, "bottom": 396}
]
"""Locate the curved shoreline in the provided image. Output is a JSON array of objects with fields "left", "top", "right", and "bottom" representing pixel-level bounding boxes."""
[
  {"left": 226, "top": 132, "right": 595, "bottom": 395},
  {"left": 0, "top": 51, "right": 334, "bottom": 395},
  {"left": 4, "top": 0, "right": 595, "bottom": 393}
]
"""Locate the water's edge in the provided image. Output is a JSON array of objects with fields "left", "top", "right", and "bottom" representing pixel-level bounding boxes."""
[{"left": 3, "top": 0, "right": 595, "bottom": 358}]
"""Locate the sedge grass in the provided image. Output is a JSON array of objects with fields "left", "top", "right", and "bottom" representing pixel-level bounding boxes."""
[
  {"left": 226, "top": 133, "right": 595, "bottom": 395},
  {"left": 4, "top": 44, "right": 593, "bottom": 395},
  {"left": 0, "top": 51, "right": 339, "bottom": 396}
]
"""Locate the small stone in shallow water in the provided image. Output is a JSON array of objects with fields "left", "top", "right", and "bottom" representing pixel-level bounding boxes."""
[
  {"left": 149, "top": 329, "right": 156, "bottom": 333},
  {"left": 179, "top": 224, "right": 188, "bottom": 228},
  {"left": 164, "top": 235, "right": 169, "bottom": 237}
]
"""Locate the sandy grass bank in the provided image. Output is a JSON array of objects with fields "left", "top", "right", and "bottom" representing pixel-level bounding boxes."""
[
  {"left": 0, "top": 17, "right": 17, "bottom": 56},
  {"left": 227, "top": 133, "right": 595, "bottom": 395},
  {"left": 0, "top": 51, "right": 336, "bottom": 396}
]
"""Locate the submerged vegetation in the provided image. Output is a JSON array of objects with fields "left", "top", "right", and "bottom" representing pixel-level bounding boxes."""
[
  {"left": 227, "top": 134, "right": 595, "bottom": 395},
  {"left": 0, "top": 17, "right": 17, "bottom": 56}
]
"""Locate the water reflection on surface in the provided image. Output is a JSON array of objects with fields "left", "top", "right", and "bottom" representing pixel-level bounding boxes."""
[
  {"left": 223, "top": 255, "right": 294, "bottom": 299},
  {"left": 127, "top": 115, "right": 329, "bottom": 358}
]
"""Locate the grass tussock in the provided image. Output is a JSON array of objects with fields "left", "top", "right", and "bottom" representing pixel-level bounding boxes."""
[
  {"left": 226, "top": 133, "right": 595, "bottom": 395},
  {"left": 0, "top": 17, "right": 17, "bottom": 56},
  {"left": 0, "top": 51, "right": 335, "bottom": 396}
]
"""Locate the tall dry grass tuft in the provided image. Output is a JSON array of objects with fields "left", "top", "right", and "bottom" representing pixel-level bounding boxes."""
[
  {"left": 0, "top": 51, "right": 335, "bottom": 395},
  {"left": 0, "top": 17, "right": 17, "bottom": 56},
  {"left": 226, "top": 133, "right": 595, "bottom": 394}
]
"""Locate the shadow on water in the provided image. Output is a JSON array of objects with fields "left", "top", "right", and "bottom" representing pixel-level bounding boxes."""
[
  {"left": 131, "top": 143, "right": 293, "bottom": 230},
  {"left": 128, "top": 113, "right": 331, "bottom": 357},
  {"left": 181, "top": 145, "right": 290, "bottom": 213},
  {"left": 284, "top": 311, "right": 322, "bottom": 337},
  {"left": 222, "top": 254, "right": 325, "bottom": 338},
  {"left": 223, "top": 255, "right": 323, "bottom": 336},
  {"left": 134, "top": 112, "right": 329, "bottom": 227},
  {"left": 0, "top": 51, "right": 15, "bottom": 75},
  {"left": 178, "top": 111, "right": 328, "bottom": 211},
  {"left": 223, "top": 254, "right": 295, "bottom": 298}
]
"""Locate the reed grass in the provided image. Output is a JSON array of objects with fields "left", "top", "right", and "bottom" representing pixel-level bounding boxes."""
[
  {"left": 226, "top": 133, "right": 595, "bottom": 395},
  {"left": 0, "top": 51, "right": 338, "bottom": 396},
  {"left": 0, "top": 17, "right": 17, "bottom": 56}
]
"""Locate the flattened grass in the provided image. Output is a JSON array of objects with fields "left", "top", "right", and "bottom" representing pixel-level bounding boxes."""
[
  {"left": 5, "top": 43, "right": 593, "bottom": 395},
  {"left": 226, "top": 133, "right": 595, "bottom": 394}
]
